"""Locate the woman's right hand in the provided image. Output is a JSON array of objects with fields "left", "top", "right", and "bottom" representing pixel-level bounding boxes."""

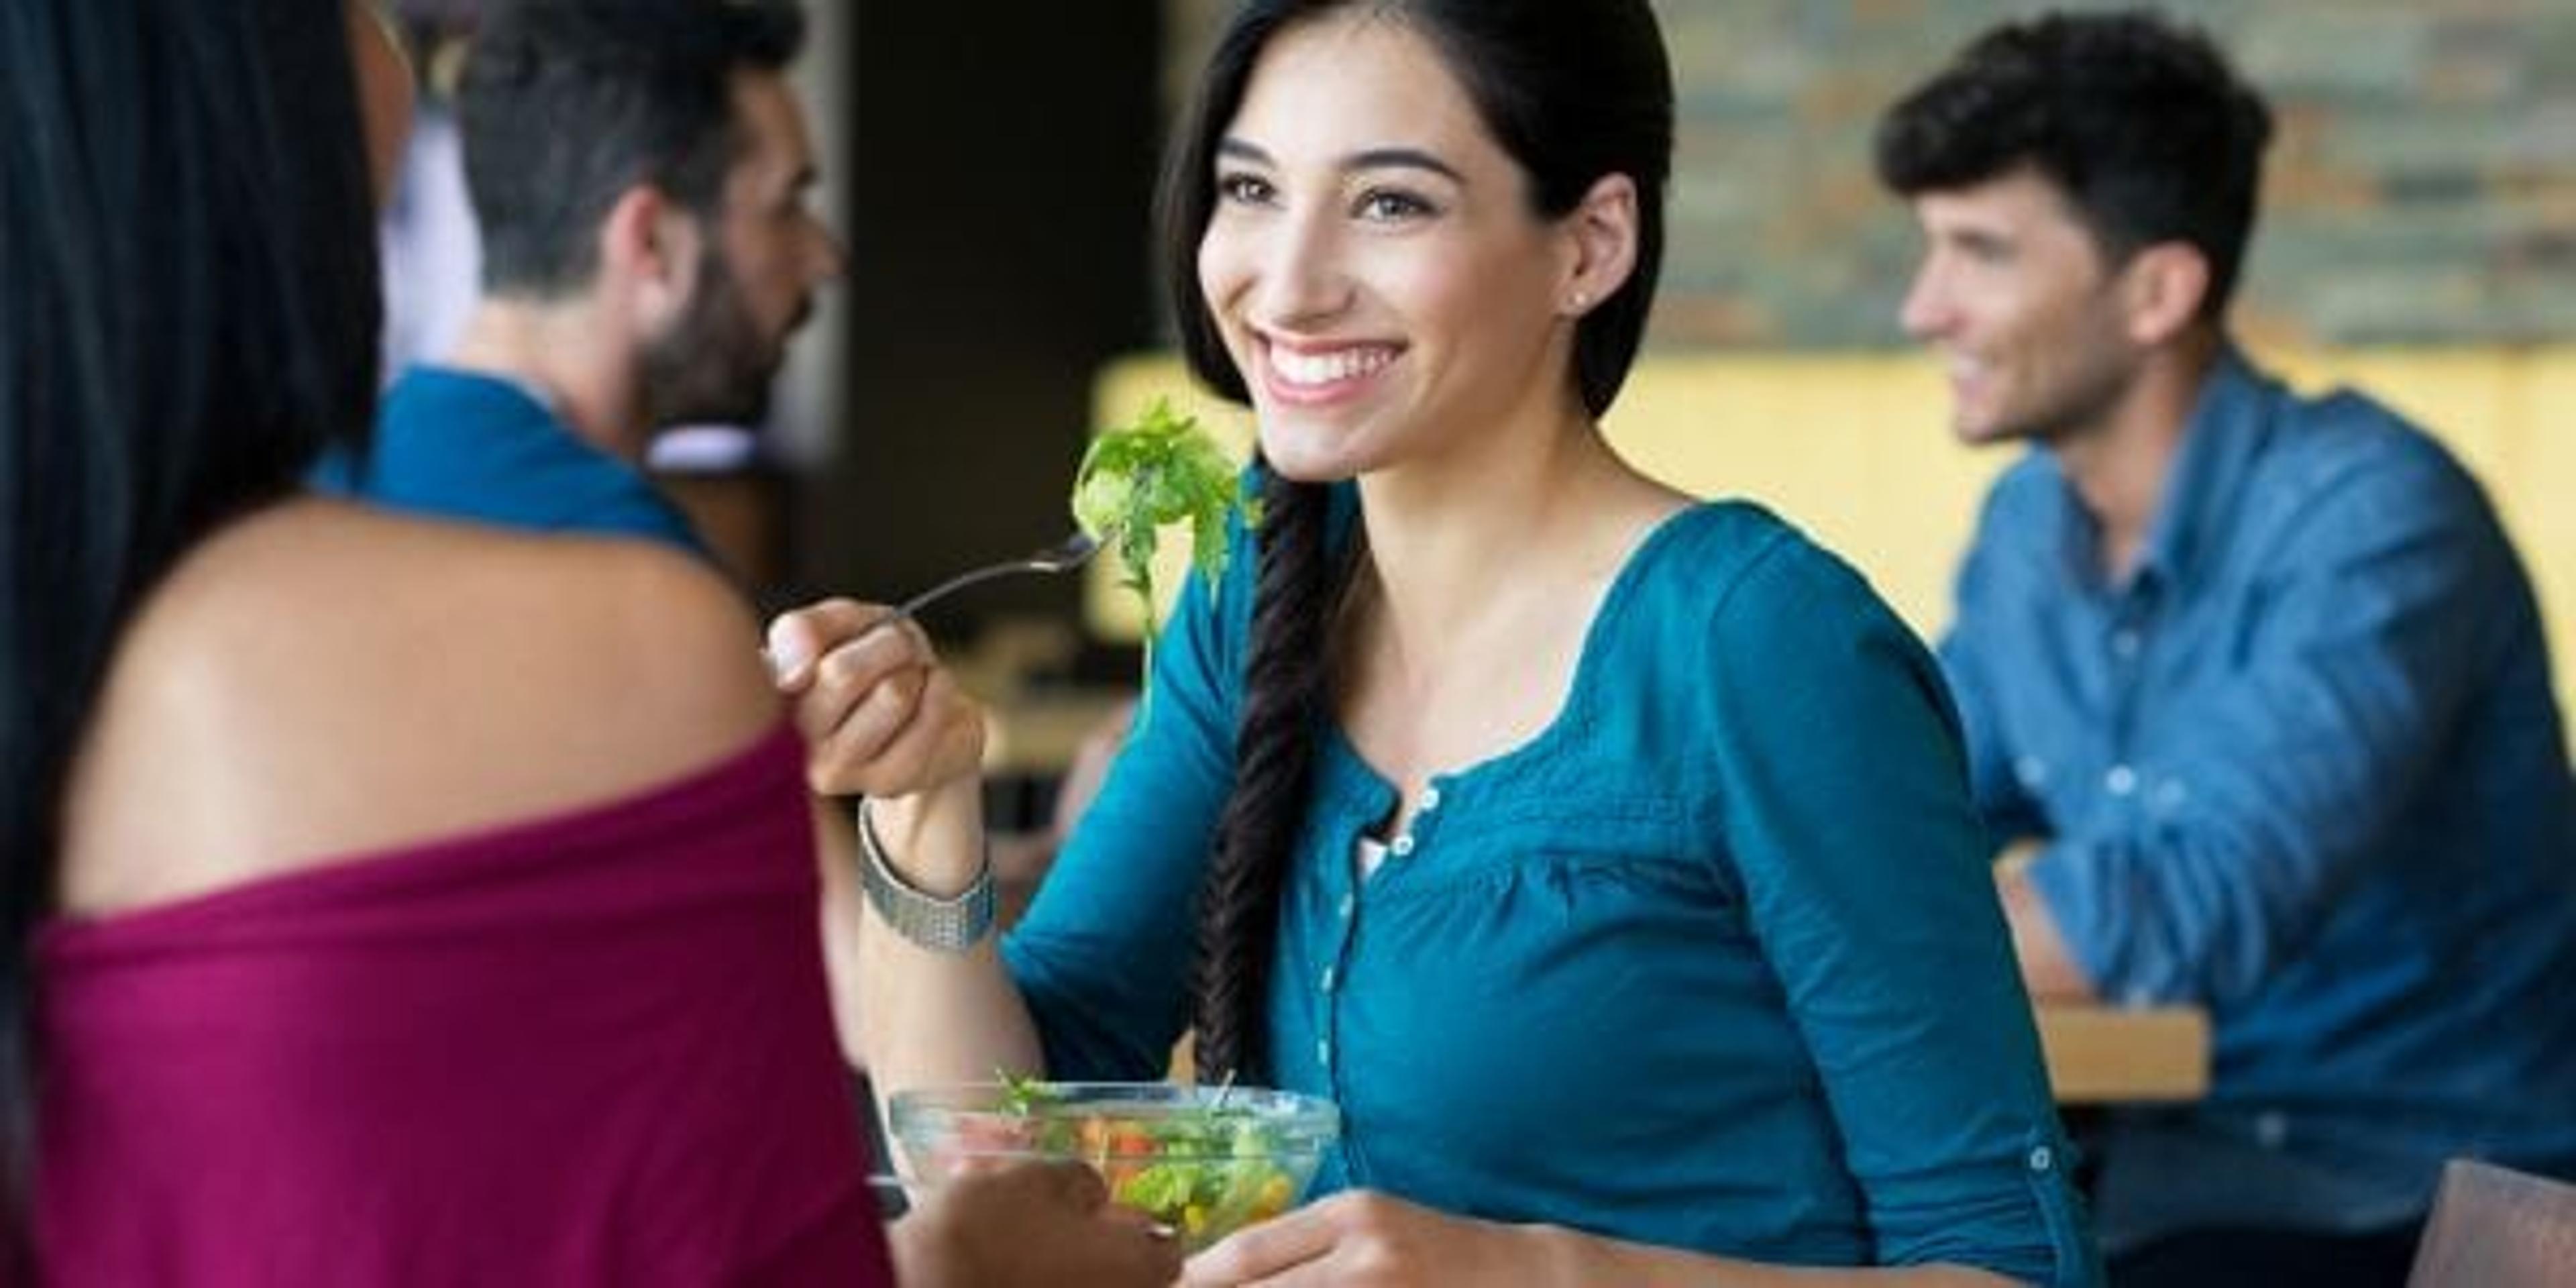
[
  {"left": 767, "top": 598, "right": 986, "bottom": 802},
  {"left": 892, "top": 1161, "right": 1181, "bottom": 1288}
]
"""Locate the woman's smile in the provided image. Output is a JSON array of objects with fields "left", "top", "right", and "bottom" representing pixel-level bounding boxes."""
[{"left": 1255, "top": 337, "right": 1404, "bottom": 408}]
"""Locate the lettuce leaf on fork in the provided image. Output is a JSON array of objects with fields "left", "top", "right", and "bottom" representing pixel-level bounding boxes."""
[{"left": 1071, "top": 398, "right": 1260, "bottom": 702}]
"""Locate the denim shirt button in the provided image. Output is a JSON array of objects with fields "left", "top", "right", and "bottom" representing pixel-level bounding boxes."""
[
  {"left": 2104, "top": 764, "right": 2139, "bottom": 797},
  {"left": 2028, "top": 1145, "right": 2054, "bottom": 1173},
  {"left": 2256, "top": 1111, "right": 2290, "bottom": 1148}
]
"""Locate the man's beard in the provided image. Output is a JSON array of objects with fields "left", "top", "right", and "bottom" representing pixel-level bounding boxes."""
[{"left": 637, "top": 247, "right": 798, "bottom": 431}]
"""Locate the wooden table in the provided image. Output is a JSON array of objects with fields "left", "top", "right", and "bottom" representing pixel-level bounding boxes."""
[{"left": 2033, "top": 1003, "right": 2209, "bottom": 1104}]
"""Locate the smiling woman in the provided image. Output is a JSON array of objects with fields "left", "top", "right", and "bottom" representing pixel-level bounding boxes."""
[
  {"left": 1188, "top": 17, "right": 1624, "bottom": 486},
  {"left": 812, "top": 1, "right": 2102, "bottom": 1286}
]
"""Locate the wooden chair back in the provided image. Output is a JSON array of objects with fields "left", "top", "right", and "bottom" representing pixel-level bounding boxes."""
[{"left": 2407, "top": 1158, "right": 2576, "bottom": 1287}]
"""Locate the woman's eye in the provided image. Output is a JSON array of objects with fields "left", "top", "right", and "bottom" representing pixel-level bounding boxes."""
[
  {"left": 1216, "top": 173, "right": 1275, "bottom": 205},
  {"left": 1355, "top": 189, "right": 1435, "bottom": 221}
]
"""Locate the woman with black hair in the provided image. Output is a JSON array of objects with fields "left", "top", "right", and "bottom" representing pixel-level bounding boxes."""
[
  {"left": 0, "top": 1, "right": 1173, "bottom": 1283},
  {"left": 788, "top": 1, "right": 2098, "bottom": 1284}
]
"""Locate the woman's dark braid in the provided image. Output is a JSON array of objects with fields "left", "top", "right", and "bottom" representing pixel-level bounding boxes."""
[{"left": 1191, "top": 468, "right": 1332, "bottom": 1083}]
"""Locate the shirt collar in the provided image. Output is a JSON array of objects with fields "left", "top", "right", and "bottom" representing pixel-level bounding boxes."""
[
  {"left": 2039, "top": 341, "right": 2271, "bottom": 598},
  {"left": 408, "top": 362, "right": 559, "bottom": 420},
  {"left": 2135, "top": 342, "right": 2271, "bottom": 593}
]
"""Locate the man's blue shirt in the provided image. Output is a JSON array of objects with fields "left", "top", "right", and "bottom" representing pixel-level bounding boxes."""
[
  {"left": 1942, "top": 346, "right": 2576, "bottom": 1246},
  {"left": 315, "top": 366, "right": 706, "bottom": 555}
]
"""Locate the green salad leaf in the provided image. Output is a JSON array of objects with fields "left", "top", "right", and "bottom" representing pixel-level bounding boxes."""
[
  {"left": 995, "top": 1067, "right": 1063, "bottom": 1117},
  {"left": 983, "top": 1079, "right": 1301, "bottom": 1248},
  {"left": 1071, "top": 398, "right": 1260, "bottom": 699},
  {"left": 1106, "top": 1113, "right": 1295, "bottom": 1246}
]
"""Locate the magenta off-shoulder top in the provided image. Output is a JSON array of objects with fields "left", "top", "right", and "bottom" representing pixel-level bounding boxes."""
[{"left": 30, "top": 722, "right": 891, "bottom": 1286}]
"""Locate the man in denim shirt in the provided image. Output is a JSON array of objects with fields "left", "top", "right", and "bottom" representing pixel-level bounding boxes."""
[{"left": 1877, "top": 11, "right": 2576, "bottom": 1287}]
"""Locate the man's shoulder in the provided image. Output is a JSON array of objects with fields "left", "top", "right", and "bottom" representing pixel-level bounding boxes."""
[
  {"left": 380, "top": 364, "right": 550, "bottom": 429},
  {"left": 1986, "top": 448, "right": 2064, "bottom": 504},
  {"left": 362, "top": 366, "right": 704, "bottom": 551},
  {"left": 1961, "top": 449, "right": 2067, "bottom": 550},
  {"left": 369, "top": 365, "right": 564, "bottom": 480},
  {"left": 2251, "top": 378, "right": 2490, "bottom": 530}
]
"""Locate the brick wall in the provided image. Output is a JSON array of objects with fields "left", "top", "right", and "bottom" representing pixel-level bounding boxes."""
[{"left": 1163, "top": 0, "right": 2576, "bottom": 347}]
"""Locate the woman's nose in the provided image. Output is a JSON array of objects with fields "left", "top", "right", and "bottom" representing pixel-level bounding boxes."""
[{"left": 1248, "top": 210, "right": 1352, "bottom": 329}]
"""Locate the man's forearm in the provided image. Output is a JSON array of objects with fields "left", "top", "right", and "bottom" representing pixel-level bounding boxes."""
[{"left": 1998, "top": 863, "right": 2100, "bottom": 1004}]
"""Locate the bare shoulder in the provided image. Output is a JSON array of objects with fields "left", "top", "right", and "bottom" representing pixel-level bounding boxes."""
[{"left": 59, "top": 499, "right": 783, "bottom": 915}]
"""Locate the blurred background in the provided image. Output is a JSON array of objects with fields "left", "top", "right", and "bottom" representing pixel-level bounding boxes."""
[{"left": 381, "top": 0, "right": 2576, "bottom": 716}]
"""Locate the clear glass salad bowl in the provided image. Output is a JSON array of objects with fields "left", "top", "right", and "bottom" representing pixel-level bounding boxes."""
[{"left": 885, "top": 1079, "right": 1340, "bottom": 1250}]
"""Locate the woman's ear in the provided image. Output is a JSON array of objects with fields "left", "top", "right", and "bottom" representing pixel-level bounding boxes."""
[
  {"left": 2119, "top": 241, "right": 2212, "bottom": 346},
  {"left": 1556, "top": 173, "right": 1640, "bottom": 318}
]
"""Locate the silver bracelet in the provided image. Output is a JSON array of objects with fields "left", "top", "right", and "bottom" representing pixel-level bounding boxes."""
[{"left": 855, "top": 798, "right": 996, "bottom": 953}]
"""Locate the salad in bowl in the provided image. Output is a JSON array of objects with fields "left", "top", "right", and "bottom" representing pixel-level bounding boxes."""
[{"left": 886, "top": 1077, "right": 1339, "bottom": 1250}]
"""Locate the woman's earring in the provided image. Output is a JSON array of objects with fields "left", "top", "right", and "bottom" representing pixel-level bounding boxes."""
[{"left": 1566, "top": 290, "right": 1589, "bottom": 313}]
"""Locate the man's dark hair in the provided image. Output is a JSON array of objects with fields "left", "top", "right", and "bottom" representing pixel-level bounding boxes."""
[
  {"left": 459, "top": 0, "right": 806, "bottom": 296},
  {"left": 1875, "top": 9, "right": 2274, "bottom": 321}
]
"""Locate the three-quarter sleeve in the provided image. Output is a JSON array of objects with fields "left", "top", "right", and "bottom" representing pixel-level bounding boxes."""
[{"left": 1707, "top": 535, "right": 2097, "bottom": 1286}]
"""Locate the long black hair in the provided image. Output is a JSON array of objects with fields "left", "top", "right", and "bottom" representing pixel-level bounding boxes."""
[
  {"left": 1158, "top": 0, "right": 1673, "bottom": 1081},
  {"left": 0, "top": 0, "right": 382, "bottom": 1197}
]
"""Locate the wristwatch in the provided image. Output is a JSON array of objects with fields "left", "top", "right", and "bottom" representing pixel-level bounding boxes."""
[{"left": 855, "top": 798, "right": 996, "bottom": 952}]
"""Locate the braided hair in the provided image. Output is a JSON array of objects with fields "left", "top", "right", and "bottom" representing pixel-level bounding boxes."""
[{"left": 1190, "top": 468, "right": 1335, "bottom": 1079}]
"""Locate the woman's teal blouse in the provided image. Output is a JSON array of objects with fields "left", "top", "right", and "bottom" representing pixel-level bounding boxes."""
[{"left": 1004, "top": 494, "right": 2098, "bottom": 1284}]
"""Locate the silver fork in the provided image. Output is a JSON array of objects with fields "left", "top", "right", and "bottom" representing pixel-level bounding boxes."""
[
  {"left": 752, "top": 533, "right": 1097, "bottom": 675},
  {"left": 888, "top": 530, "right": 1102, "bottom": 625},
  {"left": 765, "top": 532, "right": 1102, "bottom": 674}
]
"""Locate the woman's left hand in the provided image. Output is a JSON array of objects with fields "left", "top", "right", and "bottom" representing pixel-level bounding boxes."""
[{"left": 1181, "top": 1190, "right": 1558, "bottom": 1287}]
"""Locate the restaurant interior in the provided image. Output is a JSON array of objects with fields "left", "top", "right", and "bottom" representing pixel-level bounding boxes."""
[{"left": 343, "top": 0, "right": 2576, "bottom": 1280}]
